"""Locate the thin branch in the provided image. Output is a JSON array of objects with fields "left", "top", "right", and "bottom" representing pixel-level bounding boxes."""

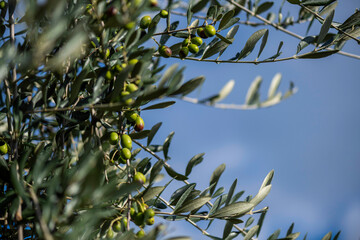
[
  {"left": 300, "top": 4, "right": 360, "bottom": 45},
  {"left": 28, "top": 188, "right": 54, "bottom": 240}
]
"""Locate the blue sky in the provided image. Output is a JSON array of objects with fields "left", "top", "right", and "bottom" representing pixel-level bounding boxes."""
[{"left": 139, "top": 1, "right": 360, "bottom": 239}]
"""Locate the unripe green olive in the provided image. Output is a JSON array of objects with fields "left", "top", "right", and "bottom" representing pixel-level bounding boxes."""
[
  {"left": 149, "top": 0, "right": 157, "bottom": 7},
  {"left": 204, "top": 25, "right": 216, "bottom": 37},
  {"left": 182, "top": 38, "right": 190, "bottom": 47},
  {"left": 160, "top": 10, "right": 168, "bottom": 18},
  {"left": 179, "top": 47, "right": 189, "bottom": 59},
  {"left": 0, "top": 1, "right": 6, "bottom": 9},
  {"left": 126, "top": 83, "right": 138, "bottom": 93},
  {"left": 136, "top": 229, "right": 145, "bottom": 238},
  {"left": 134, "top": 116, "right": 144, "bottom": 132},
  {"left": 106, "top": 228, "right": 114, "bottom": 239},
  {"left": 129, "top": 59, "right": 138, "bottom": 65},
  {"left": 105, "top": 70, "right": 114, "bottom": 80},
  {"left": 191, "top": 37, "right": 203, "bottom": 46},
  {"left": 144, "top": 208, "right": 155, "bottom": 219},
  {"left": 140, "top": 16, "right": 151, "bottom": 29},
  {"left": 121, "top": 134, "right": 132, "bottom": 149},
  {"left": 125, "top": 111, "right": 138, "bottom": 122},
  {"left": 145, "top": 217, "right": 154, "bottom": 225},
  {"left": 125, "top": 21, "right": 135, "bottom": 30},
  {"left": 113, "top": 221, "right": 122, "bottom": 232},
  {"left": 120, "top": 147, "right": 131, "bottom": 160},
  {"left": 134, "top": 212, "right": 145, "bottom": 226},
  {"left": 121, "top": 217, "right": 128, "bottom": 230},
  {"left": 121, "top": 91, "right": 133, "bottom": 105},
  {"left": 130, "top": 207, "right": 136, "bottom": 218},
  {"left": 197, "top": 27, "right": 208, "bottom": 39},
  {"left": 115, "top": 64, "right": 123, "bottom": 72},
  {"left": 109, "top": 132, "right": 119, "bottom": 145},
  {"left": 0, "top": 141, "right": 8, "bottom": 155},
  {"left": 158, "top": 45, "right": 172, "bottom": 58},
  {"left": 134, "top": 172, "right": 146, "bottom": 185},
  {"left": 105, "top": 48, "right": 111, "bottom": 59},
  {"left": 188, "top": 44, "right": 199, "bottom": 54}
]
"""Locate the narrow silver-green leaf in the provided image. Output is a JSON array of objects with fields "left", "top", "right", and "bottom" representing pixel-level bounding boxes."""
[
  {"left": 257, "top": 29, "right": 269, "bottom": 59},
  {"left": 237, "top": 29, "right": 268, "bottom": 60},
  {"left": 298, "top": 49, "right": 338, "bottom": 58},
  {"left": 268, "top": 73, "right": 282, "bottom": 99},
  {"left": 174, "top": 197, "right": 212, "bottom": 214},
  {"left": 209, "top": 164, "right": 226, "bottom": 195},
  {"left": 187, "top": 4, "right": 193, "bottom": 25},
  {"left": 245, "top": 76, "right": 262, "bottom": 105},
  {"left": 163, "top": 131, "right": 175, "bottom": 159},
  {"left": 302, "top": 0, "right": 336, "bottom": 6},
  {"left": 244, "top": 225, "right": 260, "bottom": 240},
  {"left": 250, "top": 185, "right": 271, "bottom": 206},
  {"left": 255, "top": 2, "right": 274, "bottom": 15},
  {"left": 219, "top": 10, "right": 235, "bottom": 31},
  {"left": 257, "top": 211, "right": 267, "bottom": 237},
  {"left": 225, "top": 179, "right": 237, "bottom": 206},
  {"left": 143, "top": 101, "right": 176, "bottom": 111},
  {"left": 297, "top": 36, "right": 316, "bottom": 54},
  {"left": 191, "top": 0, "right": 208, "bottom": 13},
  {"left": 317, "top": 10, "right": 335, "bottom": 45},
  {"left": 159, "top": 64, "right": 178, "bottom": 88},
  {"left": 260, "top": 170, "right": 274, "bottom": 189},
  {"left": 170, "top": 76, "right": 205, "bottom": 96},
  {"left": 216, "top": 33, "right": 233, "bottom": 44},
  {"left": 211, "top": 80, "right": 235, "bottom": 103},
  {"left": 174, "top": 184, "right": 195, "bottom": 212},
  {"left": 185, "top": 153, "right": 205, "bottom": 176},
  {"left": 202, "top": 40, "right": 231, "bottom": 60},
  {"left": 142, "top": 186, "right": 165, "bottom": 202},
  {"left": 209, "top": 201, "right": 254, "bottom": 218},
  {"left": 164, "top": 165, "right": 188, "bottom": 181},
  {"left": 147, "top": 122, "right": 162, "bottom": 146},
  {"left": 321, "top": 232, "right": 332, "bottom": 240}
]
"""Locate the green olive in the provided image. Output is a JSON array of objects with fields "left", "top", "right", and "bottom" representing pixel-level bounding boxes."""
[
  {"left": 130, "top": 207, "right": 136, "bottom": 218},
  {"left": 113, "top": 221, "right": 122, "bottom": 232},
  {"left": 204, "top": 25, "right": 216, "bottom": 37},
  {"left": 109, "top": 132, "right": 119, "bottom": 145},
  {"left": 136, "top": 229, "right": 145, "bottom": 238},
  {"left": 126, "top": 83, "right": 138, "bottom": 93},
  {"left": 179, "top": 47, "right": 189, "bottom": 59},
  {"left": 134, "top": 172, "right": 146, "bottom": 185},
  {"left": 0, "top": 1, "right": 6, "bottom": 9},
  {"left": 149, "top": 0, "right": 157, "bottom": 7},
  {"left": 0, "top": 141, "right": 8, "bottom": 155},
  {"left": 121, "top": 91, "right": 133, "bottom": 105},
  {"left": 191, "top": 37, "right": 203, "bottom": 46},
  {"left": 134, "top": 116, "right": 144, "bottom": 132},
  {"left": 145, "top": 217, "right": 154, "bottom": 225},
  {"left": 158, "top": 45, "right": 172, "bottom": 58},
  {"left": 197, "top": 27, "right": 208, "bottom": 39},
  {"left": 182, "top": 38, "right": 190, "bottom": 47},
  {"left": 188, "top": 44, "right": 199, "bottom": 54},
  {"left": 129, "top": 59, "right": 139, "bottom": 65},
  {"left": 160, "top": 10, "right": 168, "bottom": 18},
  {"left": 115, "top": 64, "right": 123, "bottom": 72},
  {"left": 140, "top": 16, "right": 151, "bottom": 29},
  {"left": 144, "top": 208, "right": 155, "bottom": 219},
  {"left": 105, "top": 70, "right": 114, "bottom": 80},
  {"left": 120, "top": 148, "right": 131, "bottom": 160},
  {"left": 121, "top": 217, "right": 128, "bottom": 231},
  {"left": 134, "top": 212, "right": 145, "bottom": 226},
  {"left": 105, "top": 48, "right": 111, "bottom": 59},
  {"left": 121, "top": 134, "right": 132, "bottom": 149},
  {"left": 125, "top": 21, "right": 135, "bottom": 30},
  {"left": 125, "top": 111, "right": 138, "bottom": 122},
  {"left": 106, "top": 228, "right": 114, "bottom": 239}
]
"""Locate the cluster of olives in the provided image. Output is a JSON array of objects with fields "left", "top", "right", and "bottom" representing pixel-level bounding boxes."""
[
  {"left": 0, "top": 140, "right": 8, "bottom": 155},
  {"left": 158, "top": 24, "right": 216, "bottom": 59},
  {"left": 105, "top": 202, "right": 154, "bottom": 239}
]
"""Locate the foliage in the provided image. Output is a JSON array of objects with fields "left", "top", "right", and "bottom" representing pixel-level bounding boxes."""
[{"left": 0, "top": 0, "right": 358, "bottom": 239}]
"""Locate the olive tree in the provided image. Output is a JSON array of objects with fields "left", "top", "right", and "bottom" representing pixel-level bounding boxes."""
[{"left": 0, "top": 0, "right": 358, "bottom": 239}]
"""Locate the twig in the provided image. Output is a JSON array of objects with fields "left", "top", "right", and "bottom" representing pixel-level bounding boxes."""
[
  {"left": 28, "top": 188, "right": 54, "bottom": 240},
  {"left": 300, "top": 4, "right": 360, "bottom": 45}
]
